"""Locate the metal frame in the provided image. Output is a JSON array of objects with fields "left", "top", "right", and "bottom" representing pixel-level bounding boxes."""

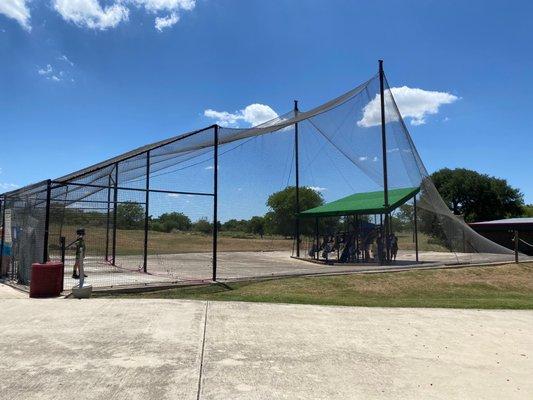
[
  {"left": 294, "top": 100, "right": 301, "bottom": 258},
  {"left": 379, "top": 60, "right": 390, "bottom": 265},
  {"left": 212, "top": 125, "right": 219, "bottom": 281}
]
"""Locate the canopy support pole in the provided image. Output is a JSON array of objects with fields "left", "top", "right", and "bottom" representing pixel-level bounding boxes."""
[
  {"left": 294, "top": 100, "right": 301, "bottom": 258},
  {"left": 414, "top": 194, "right": 419, "bottom": 262},
  {"left": 143, "top": 151, "right": 150, "bottom": 273},
  {"left": 315, "top": 217, "right": 319, "bottom": 261},
  {"left": 212, "top": 125, "right": 219, "bottom": 281},
  {"left": 379, "top": 60, "right": 390, "bottom": 263}
]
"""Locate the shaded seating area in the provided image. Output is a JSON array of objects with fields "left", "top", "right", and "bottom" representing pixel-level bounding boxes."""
[{"left": 298, "top": 187, "right": 420, "bottom": 265}]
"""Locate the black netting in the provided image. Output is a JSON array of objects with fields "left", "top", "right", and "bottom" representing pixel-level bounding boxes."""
[{"left": 1, "top": 71, "right": 525, "bottom": 290}]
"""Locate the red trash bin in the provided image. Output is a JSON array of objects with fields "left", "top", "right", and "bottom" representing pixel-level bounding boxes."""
[{"left": 29, "top": 262, "right": 64, "bottom": 298}]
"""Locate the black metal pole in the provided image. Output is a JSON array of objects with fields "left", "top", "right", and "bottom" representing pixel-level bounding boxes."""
[
  {"left": 212, "top": 125, "right": 219, "bottom": 281},
  {"left": 315, "top": 217, "right": 319, "bottom": 260},
  {"left": 112, "top": 163, "right": 119, "bottom": 266},
  {"left": 143, "top": 151, "right": 150, "bottom": 273},
  {"left": 105, "top": 174, "right": 111, "bottom": 261},
  {"left": 42, "top": 179, "right": 52, "bottom": 263},
  {"left": 379, "top": 60, "right": 390, "bottom": 263},
  {"left": 60, "top": 236, "right": 65, "bottom": 292},
  {"left": 0, "top": 197, "right": 5, "bottom": 275},
  {"left": 514, "top": 230, "right": 519, "bottom": 263},
  {"left": 294, "top": 100, "right": 301, "bottom": 258},
  {"left": 414, "top": 195, "right": 419, "bottom": 262}
]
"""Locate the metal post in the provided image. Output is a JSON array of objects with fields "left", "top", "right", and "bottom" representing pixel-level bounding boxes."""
[
  {"left": 294, "top": 100, "right": 301, "bottom": 258},
  {"left": 514, "top": 230, "right": 519, "bottom": 263},
  {"left": 105, "top": 174, "right": 111, "bottom": 261},
  {"left": 112, "top": 163, "right": 119, "bottom": 266},
  {"left": 143, "top": 151, "right": 150, "bottom": 273},
  {"left": 414, "top": 195, "right": 419, "bottom": 262},
  {"left": 42, "top": 179, "right": 52, "bottom": 263},
  {"left": 0, "top": 197, "right": 5, "bottom": 275},
  {"left": 60, "top": 236, "right": 65, "bottom": 292},
  {"left": 315, "top": 217, "right": 319, "bottom": 260},
  {"left": 212, "top": 125, "right": 219, "bottom": 281},
  {"left": 379, "top": 60, "right": 390, "bottom": 263}
]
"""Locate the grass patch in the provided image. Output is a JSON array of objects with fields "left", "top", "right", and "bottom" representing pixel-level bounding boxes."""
[{"left": 99, "top": 262, "right": 533, "bottom": 309}]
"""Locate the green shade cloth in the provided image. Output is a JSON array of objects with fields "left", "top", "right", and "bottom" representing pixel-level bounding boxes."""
[{"left": 300, "top": 187, "right": 420, "bottom": 217}]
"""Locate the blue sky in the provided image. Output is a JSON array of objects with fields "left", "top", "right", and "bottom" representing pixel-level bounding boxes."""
[{"left": 1, "top": 0, "right": 532, "bottom": 215}]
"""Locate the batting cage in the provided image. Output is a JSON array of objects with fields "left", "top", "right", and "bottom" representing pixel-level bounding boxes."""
[{"left": 0, "top": 61, "right": 524, "bottom": 291}]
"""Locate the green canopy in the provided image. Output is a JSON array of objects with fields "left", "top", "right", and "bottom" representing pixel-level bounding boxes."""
[{"left": 300, "top": 187, "right": 420, "bottom": 218}]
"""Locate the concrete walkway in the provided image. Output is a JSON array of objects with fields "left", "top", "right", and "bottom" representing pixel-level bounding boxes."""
[{"left": 0, "top": 294, "right": 532, "bottom": 399}]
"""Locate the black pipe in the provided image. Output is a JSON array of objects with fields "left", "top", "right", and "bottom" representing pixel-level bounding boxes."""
[
  {"left": 294, "top": 100, "right": 301, "bottom": 258},
  {"left": 50, "top": 180, "right": 214, "bottom": 197},
  {"left": 414, "top": 195, "right": 419, "bottom": 262},
  {"left": 112, "top": 163, "right": 119, "bottom": 266},
  {"left": 212, "top": 125, "right": 219, "bottom": 281},
  {"left": 379, "top": 60, "right": 390, "bottom": 263},
  {"left": 42, "top": 179, "right": 52, "bottom": 263},
  {"left": 105, "top": 174, "right": 111, "bottom": 261},
  {"left": 143, "top": 151, "right": 150, "bottom": 273},
  {"left": 315, "top": 217, "right": 319, "bottom": 260}
]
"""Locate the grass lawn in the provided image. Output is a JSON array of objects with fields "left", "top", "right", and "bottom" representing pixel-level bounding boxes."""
[{"left": 100, "top": 262, "right": 533, "bottom": 309}]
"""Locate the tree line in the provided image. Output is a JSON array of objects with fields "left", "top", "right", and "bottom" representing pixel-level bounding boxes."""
[{"left": 51, "top": 168, "right": 529, "bottom": 243}]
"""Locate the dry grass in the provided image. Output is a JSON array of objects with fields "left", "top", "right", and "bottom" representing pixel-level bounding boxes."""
[
  {"left": 51, "top": 225, "right": 292, "bottom": 256},
  {"left": 105, "top": 262, "right": 533, "bottom": 309}
]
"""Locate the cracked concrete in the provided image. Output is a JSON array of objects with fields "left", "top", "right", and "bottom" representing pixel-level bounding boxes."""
[{"left": 1, "top": 286, "right": 532, "bottom": 399}]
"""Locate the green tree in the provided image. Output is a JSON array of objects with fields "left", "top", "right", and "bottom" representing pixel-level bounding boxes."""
[
  {"left": 523, "top": 204, "right": 533, "bottom": 218},
  {"left": 192, "top": 218, "right": 213, "bottom": 234},
  {"left": 222, "top": 219, "right": 249, "bottom": 232},
  {"left": 248, "top": 216, "right": 265, "bottom": 238},
  {"left": 266, "top": 186, "right": 324, "bottom": 237},
  {"left": 116, "top": 202, "right": 144, "bottom": 229},
  {"left": 431, "top": 168, "right": 524, "bottom": 222},
  {"left": 153, "top": 212, "right": 191, "bottom": 232}
]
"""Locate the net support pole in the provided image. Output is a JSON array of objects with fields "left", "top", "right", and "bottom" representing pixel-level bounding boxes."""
[
  {"left": 105, "top": 174, "right": 111, "bottom": 261},
  {"left": 212, "top": 125, "right": 219, "bottom": 281},
  {"left": 42, "top": 179, "right": 52, "bottom": 263},
  {"left": 514, "top": 230, "right": 519, "bottom": 263},
  {"left": 414, "top": 194, "right": 419, "bottom": 262},
  {"left": 294, "top": 100, "right": 301, "bottom": 258},
  {"left": 112, "top": 162, "right": 119, "bottom": 266},
  {"left": 143, "top": 150, "right": 150, "bottom": 273},
  {"left": 0, "top": 197, "right": 5, "bottom": 275},
  {"left": 379, "top": 60, "right": 390, "bottom": 263}
]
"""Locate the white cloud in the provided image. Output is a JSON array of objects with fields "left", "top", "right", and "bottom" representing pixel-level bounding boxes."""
[
  {"left": 37, "top": 64, "right": 67, "bottom": 82},
  {"left": 167, "top": 193, "right": 180, "bottom": 198},
  {"left": 38, "top": 64, "right": 53, "bottom": 75},
  {"left": 357, "top": 86, "right": 458, "bottom": 127},
  {"left": 154, "top": 12, "right": 178, "bottom": 31},
  {"left": 0, "top": 0, "right": 31, "bottom": 31},
  {"left": 204, "top": 103, "right": 279, "bottom": 127},
  {"left": 204, "top": 165, "right": 213, "bottom": 170},
  {"left": 53, "top": 0, "right": 130, "bottom": 30},
  {"left": 0, "top": 182, "right": 19, "bottom": 191},
  {"left": 309, "top": 186, "right": 326, "bottom": 192},
  {"left": 358, "top": 156, "right": 368, "bottom": 161},
  {"left": 58, "top": 54, "right": 74, "bottom": 66}
]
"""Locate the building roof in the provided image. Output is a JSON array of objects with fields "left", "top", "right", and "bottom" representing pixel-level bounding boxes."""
[
  {"left": 300, "top": 187, "right": 420, "bottom": 218},
  {"left": 469, "top": 218, "right": 533, "bottom": 229}
]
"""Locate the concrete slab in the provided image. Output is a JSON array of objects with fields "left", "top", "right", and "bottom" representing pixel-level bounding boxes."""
[
  {"left": 1, "top": 298, "right": 531, "bottom": 399},
  {"left": 201, "top": 302, "right": 533, "bottom": 400},
  {"left": 0, "top": 299, "right": 206, "bottom": 400},
  {"left": 0, "top": 282, "right": 27, "bottom": 299},
  {"left": 58, "top": 250, "right": 519, "bottom": 291}
]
